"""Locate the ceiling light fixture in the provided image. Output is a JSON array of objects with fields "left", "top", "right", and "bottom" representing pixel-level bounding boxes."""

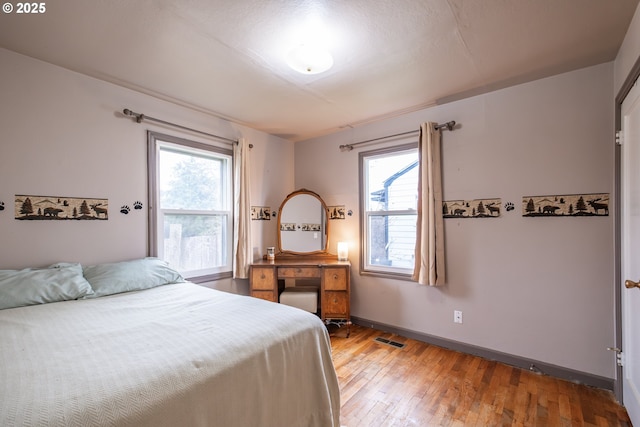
[{"left": 286, "top": 43, "right": 333, "bottom": 75}]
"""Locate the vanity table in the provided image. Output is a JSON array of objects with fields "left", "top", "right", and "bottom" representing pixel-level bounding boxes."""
[{"left": 249, "top": 189, "right": 351, "bottom": 336}]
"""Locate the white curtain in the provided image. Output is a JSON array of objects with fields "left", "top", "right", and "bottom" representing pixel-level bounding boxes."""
[
  {"left": 233, "top": 138, "right": 252, "bottom": 279},
  {"left": 412, "top": 122, "right": 446, "bottom": 286}
]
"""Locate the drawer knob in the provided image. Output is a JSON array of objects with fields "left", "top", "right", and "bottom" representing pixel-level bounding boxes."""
[
  {"left": 333, "top": 274, "right": 338, "bottom": 280},
  {"left": 261, "top": 274, "right": 266, "bottom": 279}
]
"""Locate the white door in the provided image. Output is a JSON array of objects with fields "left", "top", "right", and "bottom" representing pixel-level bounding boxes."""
[{"left": 621, "top": 76, "right": 640, "bottom": 425}]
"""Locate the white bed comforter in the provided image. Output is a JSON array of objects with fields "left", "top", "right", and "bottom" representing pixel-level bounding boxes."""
[{"left": 0, "top": 283, "right": 340, "bottom": 426}]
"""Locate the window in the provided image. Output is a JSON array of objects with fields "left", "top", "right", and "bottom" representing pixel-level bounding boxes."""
[
  {"left": 148, "top": 132, "right": 233, "bottom": 282},
  {"left": 360, "top": 143, "right": 418, "bottom": 277}
]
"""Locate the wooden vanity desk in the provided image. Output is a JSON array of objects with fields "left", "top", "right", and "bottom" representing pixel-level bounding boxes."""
[{"left": 250, "top": 257, "right": 351, "bottom": 336}]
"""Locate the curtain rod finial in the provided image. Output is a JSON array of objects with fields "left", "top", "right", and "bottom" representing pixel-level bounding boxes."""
[
  {"left": 435, "top": 121, "right": 456, "bottom": 131},
  {"left": 123, "top": 108, "right": 144, "bottom": 123},
  {"left": 442, "top": 121, "right": 455, "bottom": 131}
]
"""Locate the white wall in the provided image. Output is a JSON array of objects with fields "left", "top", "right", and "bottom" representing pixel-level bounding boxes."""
[
  {"left": 0, "top": 48, "right": 294, "bottom": 294},
  {"left": 295, "top": 63, "right": 615, "bottom": 378}
]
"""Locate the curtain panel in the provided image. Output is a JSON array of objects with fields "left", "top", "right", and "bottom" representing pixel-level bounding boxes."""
[
  {"left": 233, "top": 138, "right": 252, "bottom": 279},
  {"left": 412, "top": 122, "right": 446, "bottom": 286}
]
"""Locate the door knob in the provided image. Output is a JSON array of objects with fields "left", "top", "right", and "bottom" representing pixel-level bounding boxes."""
[{"left": 625, "top": 279, "right": 640, "bottom": 289}]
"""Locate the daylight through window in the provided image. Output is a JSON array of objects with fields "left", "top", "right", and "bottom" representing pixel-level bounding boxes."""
[
  {"left": 360, "top": 143, "right": 419, "bottom": 277},
  {"left": 148, "top": 132, "right": 233, "bottom": 281}
]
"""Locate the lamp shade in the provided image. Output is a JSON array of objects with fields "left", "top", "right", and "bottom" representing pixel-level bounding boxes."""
[{"left": 337, "top": 242, "right": 349, "bottom": 261}]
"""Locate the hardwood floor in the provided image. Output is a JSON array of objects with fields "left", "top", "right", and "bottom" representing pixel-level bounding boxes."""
[{"left": 330, "top": 325, "right": 631, "bottom": 427}]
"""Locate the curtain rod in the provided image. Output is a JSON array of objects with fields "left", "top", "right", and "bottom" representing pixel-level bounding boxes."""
[
  {"left": 339, "top": 120, "right": 456, "bottom": 151},
  {"left": 122, "top": 108, "right": 240, "bottom": 145}
]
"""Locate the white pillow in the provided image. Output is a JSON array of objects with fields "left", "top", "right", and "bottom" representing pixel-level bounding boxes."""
[
  {"left": 83, "top": 257, "right": 185, "bottom": 298},
  {"left": 0, "top": 263, "right": 94, "bottom": 310}
]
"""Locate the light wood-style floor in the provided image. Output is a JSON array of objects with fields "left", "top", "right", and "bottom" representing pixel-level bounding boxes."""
[{"left": 330, "top": 324, "right": 631, "bottom": 427}]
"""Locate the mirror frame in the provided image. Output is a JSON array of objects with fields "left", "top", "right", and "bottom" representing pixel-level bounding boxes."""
[{"left": 276, "top": 189, "right": 331, "bottom": 257}]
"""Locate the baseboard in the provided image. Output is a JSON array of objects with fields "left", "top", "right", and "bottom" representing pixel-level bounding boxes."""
[{"left": 351, "top": 316, "right": 615, "bottom": 392}]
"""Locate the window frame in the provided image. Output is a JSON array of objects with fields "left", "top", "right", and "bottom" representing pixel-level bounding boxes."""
[
  {"left": 148, "top": 131, "right": 233, "bottom": 283},
  {"left": 359, "top": 141, "right": 419, "bottom": 279}
]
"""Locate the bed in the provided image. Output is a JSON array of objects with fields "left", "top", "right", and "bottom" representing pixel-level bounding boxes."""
[{"left": 0, "top": 258, "right": 341, "bottom": 426}]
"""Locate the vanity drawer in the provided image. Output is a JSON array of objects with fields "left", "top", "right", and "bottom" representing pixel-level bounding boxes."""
[
  {"left": 322, "top": 291, "right": 348, "bottom": 316},
  {"left": 278, "top": 267, "right": 321, "bottom": 278},
  {"left": 251, "top": 267, "right": 276, "bottom": 290},
  {"left": 323, "top": 267, "right": 348, "bottom": 290}
]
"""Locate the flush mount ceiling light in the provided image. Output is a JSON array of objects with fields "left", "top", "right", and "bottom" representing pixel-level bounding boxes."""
[{"left": 286, "top": 43, "right": 333, "bottom": 75}]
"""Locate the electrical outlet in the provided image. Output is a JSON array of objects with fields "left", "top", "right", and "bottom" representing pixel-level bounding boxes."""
[{"left": 454, "top": 310, "right": 463, "bottom": 324}]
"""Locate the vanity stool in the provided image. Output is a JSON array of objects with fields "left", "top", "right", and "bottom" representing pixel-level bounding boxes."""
[{"left": 279, "top": 288, "right": 318, "bottom": 313}]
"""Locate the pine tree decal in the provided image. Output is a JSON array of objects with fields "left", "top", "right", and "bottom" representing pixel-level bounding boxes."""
[
  {"left": 20, "top": 198, "right": 33, "bottom": 216},
  {"left": 477, "top": 201, "right": 486, "bottom": 216},
  {"left": 80, "top": 200, "right": 91, "bottom": 216},
  {"left": 575, "top": 196, "right": 588, "bottom": 213},
  {"left": 526, "top": 198, "right": 535, "bottom": 215}
]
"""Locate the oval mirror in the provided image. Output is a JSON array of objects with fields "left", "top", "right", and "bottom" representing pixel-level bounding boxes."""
[{"left": 277, "top": 189, "right": 329, "bottom": 255}]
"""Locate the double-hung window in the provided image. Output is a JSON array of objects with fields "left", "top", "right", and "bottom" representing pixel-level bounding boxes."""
[
  {"left": 360, "top": 142, "right": 419, "bottom": 277},
  {"left": 148, "top": 132, "right": 233, "bottom": 282}
]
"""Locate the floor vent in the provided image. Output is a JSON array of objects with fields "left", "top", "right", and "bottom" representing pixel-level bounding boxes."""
[{"left": 374, "top": 337, "right": 406, "bottom": 349}]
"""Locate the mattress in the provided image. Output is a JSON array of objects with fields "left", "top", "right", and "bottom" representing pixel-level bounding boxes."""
[{"left": 0, "top": 282, "right": 340, "bottom": 426}]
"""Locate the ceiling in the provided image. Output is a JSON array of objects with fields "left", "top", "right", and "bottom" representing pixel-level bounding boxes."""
[{"left": 0, "top": 0, "right": 638, "bottom": 142}]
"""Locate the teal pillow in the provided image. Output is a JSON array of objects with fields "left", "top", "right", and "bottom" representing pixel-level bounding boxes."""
[
  {"left": 0, "top": 263, "right": 94, "bottom": 310},
  {"left": 83, "top": 257, "right": 185, "bottom": 298}
]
